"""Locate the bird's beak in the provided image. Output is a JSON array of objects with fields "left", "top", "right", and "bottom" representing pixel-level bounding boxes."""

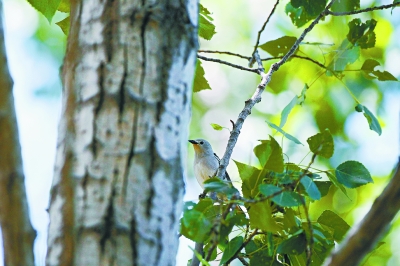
[{"left": 188, "top": 140, "right": 198, "bottom": 145}]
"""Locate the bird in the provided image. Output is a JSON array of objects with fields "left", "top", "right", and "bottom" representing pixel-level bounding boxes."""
[{"left": 188, "top": 139, "right": 231, "bottom": 190}]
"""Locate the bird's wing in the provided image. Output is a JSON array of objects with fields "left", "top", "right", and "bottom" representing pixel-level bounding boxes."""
[{"left": 214, "top": 153, "right": 232, "bottom": 182}]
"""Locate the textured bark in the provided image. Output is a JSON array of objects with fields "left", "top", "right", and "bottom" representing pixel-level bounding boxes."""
[
  {"left": 46, "top": 0, "right": 198, "bottom": 265},
  {"left": 0, "top": 1, "right": 36, "bottom": 265}
]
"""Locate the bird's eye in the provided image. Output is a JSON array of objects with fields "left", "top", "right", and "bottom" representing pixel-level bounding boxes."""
[{"left": 199, "top": 141, "right": 204, "bottom": 145}]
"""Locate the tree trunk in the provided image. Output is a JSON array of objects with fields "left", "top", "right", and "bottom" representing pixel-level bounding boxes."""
[
  {"left": 0, "top": 1, "right": 36, "bottom": 265},
  {"left": 46, "top": 0, "right": 198, "bottom": 265}
]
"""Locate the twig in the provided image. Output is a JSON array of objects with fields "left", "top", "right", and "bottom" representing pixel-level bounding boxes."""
[
  {"left": 205, "top": 203, "right": 234, "bottom": 261},
  {"left": 198, "top": 50, "right": 249, "bottom": 59},
  {"left": 301, "top": 197, "right": 314, "bottom": 266},
  {"left": 250, "top": 0, "right": 280, "bottom": 66},
  {"left": 198, "top": 50, "right": 327, "bottom": 71},
  {"left": 215, "top": 0, "right": 337, "bottom": 180},
  {"left": 225, "top": 229, "right": 259, "bottom": 265},
  {"left": 237, "top": 256, "right": 249, "bottom": 266},
  {"left": 326, "top": 2, "right": 400, "bottom": 16},
  {"left": 323, "top": 159, "right": 400, "bottom": 266},
  {"left": 197, "top": 55, "right": 259, "bottom": 73},
  {"left": 190, "top": 242, "right": 204, "bottom": 266}
]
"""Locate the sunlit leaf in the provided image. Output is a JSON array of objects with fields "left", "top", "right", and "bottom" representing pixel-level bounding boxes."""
[
  {"left": 193, "top": 59, "right": 211, "bottom": 92},
  {"left": 325, "top": 172, "right": 348, "bottom": 197},
  {"left": 328, "top": 39, "right": 360, "bottom": 72},
  {"left": 263, "top": 137, "right": 284, "bottom": 172},
  {"left": 58, "top": 0, "right": 69, "bottom": 12},
  {"left": 300, "top": 176, "right": 321, "bottom": 200},
  {"left": 27, "top": 0, "right": 61, "bottom": 22},
  {"left": 253, "top": 140, "right": 272, "bottom": 167},
  {"left": 335, "top": 160, "right": 373, "bottom": 188},
  {"left": 56, "top": 16, "right": 69, "bottom": 35},
  {"left": 248, "top": 201, "right": 279, "bottom": 232},
  {"left": 362, "top": 106, "right": 382, "bottom": 135},
  {"left": 210, "top": 123, "right": 224, "bottom": 131},
  {"left": 220, "top": 236, "right": 243, "bottom": 264},
  {"left": 266, "top": 121, "right": 303, "bottom": 145},
  {"left": 347, "top": 18, "right": 376, "bottom": 49},
  {"left": 307, "top": 129, "right": 334, "bottom": 158},
  {"left": 259, "top": 36, "right": 297, "bottom": 57},
  {"left": 234, "top": 160, "right": 261, "bottom": 198},
  {"left": 318, "top": 210, "right": 350, "bottom": 241},
  {"left": 199, "top": 4, "right": 216, "bottom": 40}
]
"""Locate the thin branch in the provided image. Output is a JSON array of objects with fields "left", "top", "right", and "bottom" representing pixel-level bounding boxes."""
[
  {"left": 250, "top": 0, "right": 281, "bottom": 66},
  {"left": 301, "top": 198, "right": 314, "bottom": 266},
  {"left": 215, "top": 0, "right": 335, "bottom": 179},
  {"left": 205, "top": 203, "right": 234, "bottom": 261},
  {"left": 198, "top": 50, "right": 328, "bottom": 71},
  {"left": 326, "top": 2, "right": 400, "bottom": 16},
  {"left": 190, "top": 242, "right": 204, "bottom": 266},
  {"left": 198, "top": 50, "right": 250, "bottom": 59},
  {"left": 225, "top": 229, "right": 259, "bottom": 265},
  {"left": 197, "top": 55, "right": 259, "bottom": 73},
  {"left": 323, "top": 159, "right": 400, "bottom": 266}
]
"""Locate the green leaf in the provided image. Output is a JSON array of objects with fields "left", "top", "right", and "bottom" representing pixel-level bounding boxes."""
[
  {"left": 189, "top": 245, "right": 211, "bottom": 266},
  {"left": 307, "top": 129, "right": 334, "bottom": 158},
  {"left": 193, "top": 59, "right": 211, "bottom": 92},
  {"left": 259, "top": 36, "right": 297, "bottom": 57},
  {"left": 347, "top": 18, "right": 377, "bottom": 49},
  {"left": 57, "top": 0, "right": 69, "bottom": 12},
  {"left": 220, "top": 236, "right": 243, "bottom": 264},
  {"left": 199, "top": 4, "right": 216, "bottom": 40},
  {"left": 234, "top": 160, "right": 261, "bottom": 198},
  {"left": 273, "top": 191, "right": 303, "bottom": 207},
  {"left": 314, "top": 181, "right": 332, "bottom": 197},
  {"left": 328, "top": 39, "right": 360, "bottom": 72},
  {"left": 317, "top": 210, "right": 350, "bottom": 241},
  {"left": 203, "top": 178, "right": 239, "bottom": 198},
  {"left": 246, "top": 240, "right": 276, "bottom": 264},
  {"left": 361, "top": 59, "right": 397, "bottom": 81},
  {"left": 253, "top": 140, "right": 272, "bottom": 167},
  {"left": 277, "top": 232, "right": 306, "bottom": 255},
  {"left": 210, "top": 123, "right": 224, "bottom": 131},
  {"left": 325, "top": 172, "right": 348, "bottom": 197},
  {"left": 280, "top": 96, "right": 297, "bottom": 127},
  {"left": 291, "top": 0, "right": 327, "bottom": 16},
  {"left": 181, "top": 199, "right": 215, "bottom": 242},
  {"left": 335, "top": 160, "right": 373, "bottom": 188},
  {"left": 355, "top": 103, "right": 363, "bottom": 112},
  {"left": 266, "top": 121, "right": 303, "bottom": 145},
  {"left": 265, "top": 137, "right": 284, "bottom": 172},
  {"left": 259, "top": 184, "right": 281, "bottom": 196},
  {"left": 300, "top": 176, "right": 321, "bottom": 200},
  {"left": 248, "top": 201, "right": 279, "bottom": 232},
  {"left": 27, "top": 0, "right": 61, "bottom": 22},
  {"left": 56, "top": 16, "right": 70, "bottom": 35},
  {"left": 331, "top": 0, "right": 360, "bottom": 12},
  {"left": 279, "top": 84, "right": 307, "bottom": 128},
  {"left": 360, "top": 105, "right": 382, "bottom": 135},
  {"left": 259, "top": 185, "right": 303, "bottom": 207}
]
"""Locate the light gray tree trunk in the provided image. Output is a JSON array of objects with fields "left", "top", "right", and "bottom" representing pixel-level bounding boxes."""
[
  {"left": 46, "top": 0, "right": 198, "bottom": 265},
  {"left": 0, "top": 1, "right": 36, "bottom": 265}
]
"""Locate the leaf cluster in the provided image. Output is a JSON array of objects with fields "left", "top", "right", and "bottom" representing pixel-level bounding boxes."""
[{"left": 181, "top": 131, "right": 373, "bottom": 265}]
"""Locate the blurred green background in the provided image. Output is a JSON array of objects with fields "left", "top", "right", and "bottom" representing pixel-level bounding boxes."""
[{"left": 0, "top": 0, "right": 398, "bottom": 265}]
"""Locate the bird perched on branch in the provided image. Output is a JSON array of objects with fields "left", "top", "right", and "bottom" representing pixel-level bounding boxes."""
[{"left": 188, "top": 139, "right": 231, "bottom": 193}]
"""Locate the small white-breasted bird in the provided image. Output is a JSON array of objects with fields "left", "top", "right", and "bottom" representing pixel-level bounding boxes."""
[{"left": 188, "top": 139, "right": 231, "bottom": 189}]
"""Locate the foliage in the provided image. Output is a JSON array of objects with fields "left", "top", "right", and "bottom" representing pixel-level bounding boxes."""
[{"left": 185, "top": 0, "right": 399, "bottom": 265}]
